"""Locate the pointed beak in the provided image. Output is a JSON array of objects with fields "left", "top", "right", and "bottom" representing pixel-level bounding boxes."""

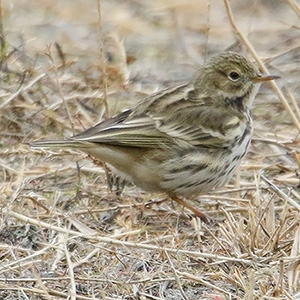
[{"left": 253, "top": 73, "right": 280, "bottom": 82}]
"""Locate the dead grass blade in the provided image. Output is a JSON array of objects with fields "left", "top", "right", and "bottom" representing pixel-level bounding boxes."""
[{"left": 223, "top": 0, "right": 300, "bottom": 133}]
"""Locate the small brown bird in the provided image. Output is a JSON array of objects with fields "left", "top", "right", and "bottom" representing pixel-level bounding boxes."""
[{"left": 31, "top": 52, "right": 279, "bottom": 222}]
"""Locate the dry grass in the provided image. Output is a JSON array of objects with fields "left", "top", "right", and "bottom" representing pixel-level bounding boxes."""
[{"left": 1, "top": 0, "right": 300, "bottom": 299}]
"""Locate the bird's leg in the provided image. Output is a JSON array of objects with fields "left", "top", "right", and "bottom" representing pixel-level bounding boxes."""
[{"left": 171, "top": 196, "right": 209, "bottom": 223}]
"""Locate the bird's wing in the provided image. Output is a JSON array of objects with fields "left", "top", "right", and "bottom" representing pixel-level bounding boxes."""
[
  {"left": 72, "top": 109, "right": 173, "bottom": 147},
  {"left": 155, "top": 104, "right": 248, "bottom": 148},
  {"left": 72, "top": 85, "right": 247, "bottom": 149}
]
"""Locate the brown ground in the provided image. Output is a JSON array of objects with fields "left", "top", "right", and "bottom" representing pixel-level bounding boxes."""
[{"left": 0, "top": 1, "right": 300, "bottom": 299}]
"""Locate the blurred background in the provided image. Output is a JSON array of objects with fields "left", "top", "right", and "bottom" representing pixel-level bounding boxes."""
[
  {"left": 2, "top": 0, "right": 298, "bottom": 83},
  {"left": 1, "top": 1, "right": 300, "bottom": 299}
]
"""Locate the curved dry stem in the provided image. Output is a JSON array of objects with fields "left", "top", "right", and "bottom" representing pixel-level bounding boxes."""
[
  {"left": 223, "top": 0, "right": 300, "bottom": 133},
  {"left": 286, "top": 0, "right": 300, "bottom": 18}
]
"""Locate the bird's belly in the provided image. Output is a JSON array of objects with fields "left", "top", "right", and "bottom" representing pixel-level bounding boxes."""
[
  {"left": 83, "top": 144, "right": 165, "bottom": 192},
  {"left": 161, "top": 133, "right": 252, "bottom": 197},
  {"left": 109, "top": 163, "right": 164, "bottom": 192}
]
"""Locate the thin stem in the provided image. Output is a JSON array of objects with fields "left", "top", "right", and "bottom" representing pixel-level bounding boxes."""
[
  {"left": 286, "top": 0, "right": 300, "bottom": 18},
  {"left": 0, "top": 0, "right": 6, "bottom": 69},
  {"left": 223, "top": 0, "right": 300, "bottom": 133},
  {"left": 96, "top": 0, "right": 109, "bottom": 118}
]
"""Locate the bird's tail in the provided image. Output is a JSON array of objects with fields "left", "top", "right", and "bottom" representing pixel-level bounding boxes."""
[{"left": 30, "top": 139, "right": 83, "bottom": 149}]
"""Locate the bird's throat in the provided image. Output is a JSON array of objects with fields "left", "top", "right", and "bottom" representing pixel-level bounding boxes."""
[{"left": 225, "top": 84, "right": 259, "bottom": 112}]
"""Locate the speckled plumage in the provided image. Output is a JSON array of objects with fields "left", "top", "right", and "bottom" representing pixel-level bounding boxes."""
[{"left": 31, "top": 52, "right": 278, "bottom": 222}]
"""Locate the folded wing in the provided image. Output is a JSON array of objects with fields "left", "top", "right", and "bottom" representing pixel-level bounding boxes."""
[{"left": 71, "top": 101, "right": 245, "bottom": 150}]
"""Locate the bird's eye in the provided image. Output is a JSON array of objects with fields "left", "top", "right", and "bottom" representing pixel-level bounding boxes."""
[{"left": 228, "top": 71, "right": 240, "bottom": 81}]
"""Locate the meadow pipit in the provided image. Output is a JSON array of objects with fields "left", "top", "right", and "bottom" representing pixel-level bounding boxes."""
[{"left": 31, "top": 52, "right": 279, "bottom": 222}]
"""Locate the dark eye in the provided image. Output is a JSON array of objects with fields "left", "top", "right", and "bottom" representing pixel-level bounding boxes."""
[{"left": 228, "top": 71, "right": 240, "bottom": 81}]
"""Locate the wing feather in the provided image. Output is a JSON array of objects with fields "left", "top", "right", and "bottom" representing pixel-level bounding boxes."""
[{"left": 70, "top": 85, "right": 246, "bottom": 149}]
